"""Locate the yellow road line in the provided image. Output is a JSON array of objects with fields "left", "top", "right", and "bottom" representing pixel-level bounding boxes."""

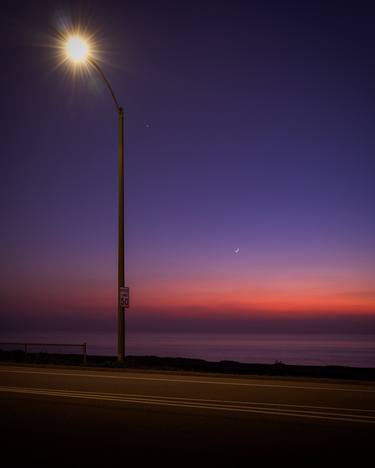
[{"left": 1, "top": 367, "right": 373, "bottom": 393}]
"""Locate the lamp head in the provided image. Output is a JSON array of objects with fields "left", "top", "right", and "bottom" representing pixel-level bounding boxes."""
[{"left": 65, "top": 35, "right": 90, "bottom": 63}]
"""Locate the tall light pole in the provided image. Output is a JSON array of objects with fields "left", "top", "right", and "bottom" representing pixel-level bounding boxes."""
[{"left": 64, "top": 35, "right": 127, "bottom": 363}]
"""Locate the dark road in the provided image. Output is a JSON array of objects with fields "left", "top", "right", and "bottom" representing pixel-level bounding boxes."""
[{"left": 1, "top": 364, "right": 374, "bottom": 466}]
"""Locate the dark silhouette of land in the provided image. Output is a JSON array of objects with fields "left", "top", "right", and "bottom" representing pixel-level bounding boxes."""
[{"left": 1, "top": 349, "right": 374, "bottom": 380}]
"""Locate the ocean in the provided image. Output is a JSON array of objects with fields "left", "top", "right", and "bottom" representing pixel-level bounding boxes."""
[{"left": 1, "top": 331, "right": 374, "bottom": 368}]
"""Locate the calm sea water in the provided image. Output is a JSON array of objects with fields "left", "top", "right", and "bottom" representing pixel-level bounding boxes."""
[{"left": 1, "top": 331, "right": 375, "bottom": 368}]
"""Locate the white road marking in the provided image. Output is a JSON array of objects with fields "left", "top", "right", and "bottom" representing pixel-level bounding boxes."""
[
  {"left": 6, "top": 383, "right": 375, "bottom": 413},
  {"left": 0, "top": 367, "right": 373, "bottom": 393},
  {"left": 1, "top": 386, "right": 374, "bottom": 424}
]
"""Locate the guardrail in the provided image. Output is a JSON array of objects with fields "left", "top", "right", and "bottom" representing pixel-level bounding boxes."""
[{"left": 0, "top": 342, "right": 87, "bottom": 364}]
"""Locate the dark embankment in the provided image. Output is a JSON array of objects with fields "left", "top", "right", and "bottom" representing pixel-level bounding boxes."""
[{"left": 1, "top": 349, "right": 374, "bottom": 380}]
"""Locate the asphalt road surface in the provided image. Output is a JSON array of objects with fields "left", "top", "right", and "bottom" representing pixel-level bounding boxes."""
[{"left": 1, "top": 364, "right": 374, "bottom": 466}]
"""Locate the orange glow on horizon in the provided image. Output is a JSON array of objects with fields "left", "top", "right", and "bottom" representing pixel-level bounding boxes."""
[
  {"left": 129, "top": 273, "right": 375, "bottom": 317},
  {"left": 4, "top": 265, "right": 375, "bottom": 318}
]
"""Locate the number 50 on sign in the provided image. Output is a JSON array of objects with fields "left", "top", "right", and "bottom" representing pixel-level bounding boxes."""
[{"left": 120, "top": 287, "right": 130, "bottom": 308}]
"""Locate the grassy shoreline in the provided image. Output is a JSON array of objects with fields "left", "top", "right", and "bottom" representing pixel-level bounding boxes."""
[{"left": 1, "top": 349, "right": 375, "bottom": 381}]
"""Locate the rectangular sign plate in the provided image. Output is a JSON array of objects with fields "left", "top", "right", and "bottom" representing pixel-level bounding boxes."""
[{"left": 120, "top": 287, "right": 130, "bottom": 308}]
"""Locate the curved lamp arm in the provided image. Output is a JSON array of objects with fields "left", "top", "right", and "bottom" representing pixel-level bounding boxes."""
[{"left": 89, "top": 58, "right": 121, "bottom": 111}]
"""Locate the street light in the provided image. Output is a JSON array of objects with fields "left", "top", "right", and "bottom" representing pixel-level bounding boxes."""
[
  {"left": 64, "top": 34, "right": 128, "bottom": 364},
  {"left": 65, "top": 35, "right": 89, "bottom": 63}
]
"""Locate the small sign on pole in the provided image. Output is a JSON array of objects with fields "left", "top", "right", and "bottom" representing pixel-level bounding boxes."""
[{"left": 120, "top": 287, "right": 130, "bottom": 308}]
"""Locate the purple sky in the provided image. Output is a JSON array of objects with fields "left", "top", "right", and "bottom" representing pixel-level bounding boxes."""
[{"left": 1, "top": 0, "right": 375, "bottom": 335}]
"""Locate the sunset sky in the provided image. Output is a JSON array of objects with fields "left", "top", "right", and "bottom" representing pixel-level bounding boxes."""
[{"left": 1, "top": 0, "right": 374, "bottom": 335}]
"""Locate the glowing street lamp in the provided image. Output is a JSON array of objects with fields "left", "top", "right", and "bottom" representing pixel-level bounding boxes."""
[
  {"left": 65, "top": 36, "right": 89, "bottom": 63},
  {"left": 64, "top": 34, "right": 128, "bottom": 364}
]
